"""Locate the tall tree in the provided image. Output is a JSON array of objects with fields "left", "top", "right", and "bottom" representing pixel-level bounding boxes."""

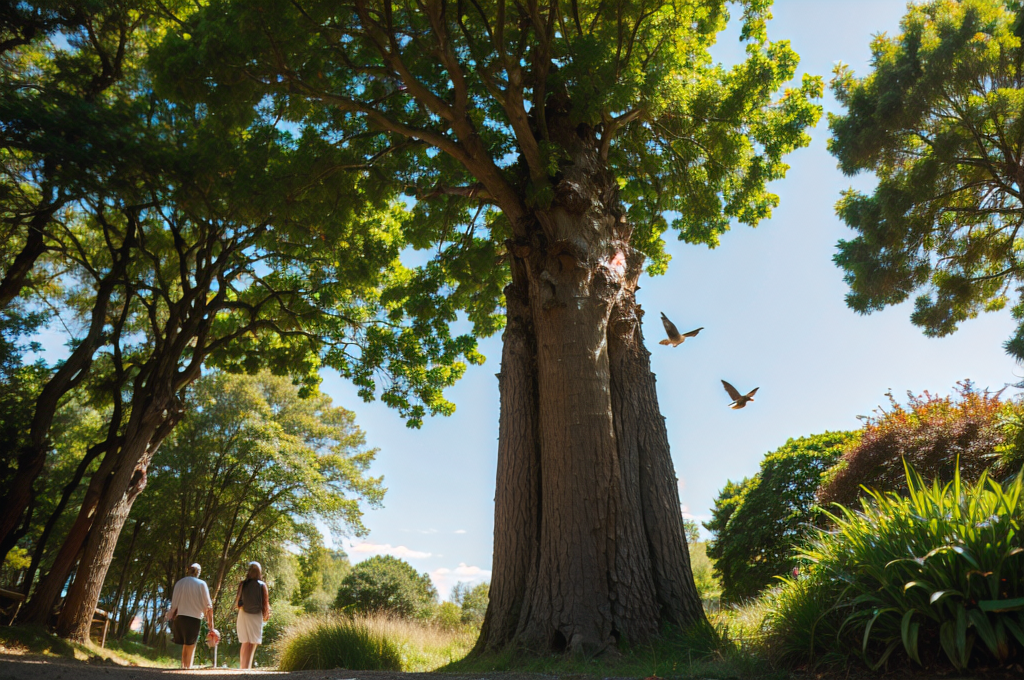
[
  {"left": 158, "top": 0, "right": 822, "bottom": 654},
  {"left": 100, "top": 370, "right": 377, "bottom": 632},
  {"left": 5, "top": 2, "right": 475, "bottom": 640},
  {"left": 829, "top": 0, "right": 1024, "bottom": 358}
]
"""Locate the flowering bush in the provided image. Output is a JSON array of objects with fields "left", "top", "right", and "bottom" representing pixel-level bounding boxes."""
[{"left": 817, "top": 381, "right": 1016, "bottom": 508}]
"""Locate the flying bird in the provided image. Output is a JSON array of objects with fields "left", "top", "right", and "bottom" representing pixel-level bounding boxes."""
[
  {"left": 722, "top": 380, "right": 759, "bottom": 409},
  {"left": 659, "top": 313, "right": 703, "bottom": 347}
]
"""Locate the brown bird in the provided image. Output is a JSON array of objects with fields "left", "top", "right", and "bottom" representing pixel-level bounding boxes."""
[
  {"left": 722, "top": 380, "right": 759, "bottom": 409},
  {"left": 659, "top": 313, "right": 703, "bottom": 347}
]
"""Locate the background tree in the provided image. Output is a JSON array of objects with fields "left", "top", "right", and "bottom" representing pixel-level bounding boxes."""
[
  {"left": 705, "top": 431, "right": 857, "bottom": 602},
  {"left": 334, "top": 555, "right": 438, "bottom": 618},
  {"left": 451, "top": 582, "right": 490, "bottom": 627},
  {"left": 158, "top": 0, "right": 822, "bottom": 653},
  {"left": 295, "top": 542, "right": 353, "bottom": 614},
  {"left": 2, "top": 1, "right": 476, "bottom": 641},
  {"left": 828, "top": 0, "right": 1024, "bottom": 358}
]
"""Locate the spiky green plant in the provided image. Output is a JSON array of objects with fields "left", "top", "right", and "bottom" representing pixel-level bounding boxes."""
[{"left": 764, "top": 462, "right": 1024, "bottom": 671}]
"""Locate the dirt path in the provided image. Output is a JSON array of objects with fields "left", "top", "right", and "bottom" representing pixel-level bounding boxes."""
[{"left": 0, "top": 656, "right": 566, "bottom": 680}]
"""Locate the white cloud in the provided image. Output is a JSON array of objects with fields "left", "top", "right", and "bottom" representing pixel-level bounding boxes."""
[
  {"left": 454, "top": 529, "right": 467, "bottom": 534},
  {"left": 347, "top": 541, "right": 432, "bottom": 560},
  {"left": 429, "top": 562, "right": 492, "bottom": 599}
]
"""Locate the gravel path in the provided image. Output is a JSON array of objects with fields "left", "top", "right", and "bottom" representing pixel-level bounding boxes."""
[{"left": 0, "top": 656, "right": 567, "bottom": 680}]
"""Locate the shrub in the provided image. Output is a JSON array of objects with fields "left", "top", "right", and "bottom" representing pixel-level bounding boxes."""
[
  {"left": 817, "top": 382, "right": 1013, "bottom": 508},
  {"left": 276, "top": 616, "right": 403, "bottom": 671},
  {"left": 334, "top": 555, "right": 437, "bottom": 618},
  {"left": 434, "top": 602, "right": 462, "bottom": 630},
  {"left": 706, "top": 431, "right": 858, "bottom": 601},
  {"left": 764, "top": 463, "right": 1024, "bottom": 671}
]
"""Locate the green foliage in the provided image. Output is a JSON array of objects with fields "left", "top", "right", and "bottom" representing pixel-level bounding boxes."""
[
  {"left": 706, "top": 431, "right": 858, "bottom": 602},
  {"left": 276, "top": 616, "right": 403, "bottom": 671},
  {"left": 687, "top": 542, "right": 721, "bottom": 602},
  {"left": 828, "top": 0, "right": 1024, "bottom": 360},
  {"left": 101, "top": 370, "right": 380, "bottom": 629},
  {"left": 450, "top": 581, "right": 489, "bottom": 626},
  {"left": 434, "top": 602, "right": 463, "bottom": 631},
  {"left": 296, "top": 545, "right": 352, "bottom": 614},
  {"left": 818, "top": 382, "right": 1014, "bottom": 508},
  {"left": 764, "top": 463, "right": 1024, "bottom": 671},
  {"left": 155, "top": 0, "right": 820, "bottom": 280},
  {"left": 334, "top": 555, "right": 438, "bottom": 619},
  {"left": 683, "top": 518, "right": 701, "bottom": 544}
]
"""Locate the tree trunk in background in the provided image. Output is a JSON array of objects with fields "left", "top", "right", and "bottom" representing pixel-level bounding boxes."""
[
  {"left": 477, "top": 120, "right": 706, "bottom": 656},
  {"left": 57, "top": 395, "right": 181, "bottom": 641},
  {"left": 20, "top": 444, "right": 120, "bottom": 624}
]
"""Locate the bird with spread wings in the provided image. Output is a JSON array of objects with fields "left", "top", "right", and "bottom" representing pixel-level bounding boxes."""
[
  {"left": 721, "top": 381, "right": 759, "bottom": 409},
  {"left": 659, "top": 313, "right": 703, "bottom": 347}
]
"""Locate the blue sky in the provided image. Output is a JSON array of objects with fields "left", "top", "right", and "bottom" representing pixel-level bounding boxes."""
[
  {"left": 322, "top": 0, "right": 1022, "bottom": 598},
  {"left": 30, "top": 0, "right": 1021, "bottom": 600}
]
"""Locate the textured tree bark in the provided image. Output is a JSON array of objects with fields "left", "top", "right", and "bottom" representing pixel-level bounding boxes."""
[
  {"left": 478, "top": 120, "right": 706, "bottom": 655},
  {"left": 19, "top": 442, "right": 121, "bottom": 624},
  {"left": 57, "top": 398, "right": 182, "bottom": 641},
  {"left": 476, "top": 274, "right": 541, "bottom": 649}
]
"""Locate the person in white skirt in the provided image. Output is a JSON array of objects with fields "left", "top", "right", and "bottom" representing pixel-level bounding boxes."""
[{"left": 234, "top": 561, "right": 271, "bottom": 669}]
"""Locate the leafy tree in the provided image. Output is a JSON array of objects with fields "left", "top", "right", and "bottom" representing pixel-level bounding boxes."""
[
  {"left": 90, "top": 370, "right": 377, "bottom": 640},
  {"left": 158, "top": 0, "right": 822, "bottom": 653},
  {"left": 817, "top": 382, "right": 1015, "bottom": 508},
  {"left": 4, "top": 2, "right": 473, "bottom": 641},
  {"left": 683, "top": 519, "right": 701, "bottom": 544},
  {"left": 334, "top": 555, "right": 437, "bottom": 618},
  {"left": 451, "top": 581, "right": 489, "bottom": 626},
  {"left": 702, "top": 478, "right": 751, "bottom": 544},
  {"left": 828, "top": 0, "right": 1024, "bottom": 359},
  {"left": 706, "top": 431, "right": 857, "bottom": 602},
  {"left": 296, "top": 544, "right": 353, "bottom": 614}
]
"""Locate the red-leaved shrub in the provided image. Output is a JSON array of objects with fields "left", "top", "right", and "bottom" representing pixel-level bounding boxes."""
[{"left": 816, "top": 381, "right": 1013, "bottom": 508}]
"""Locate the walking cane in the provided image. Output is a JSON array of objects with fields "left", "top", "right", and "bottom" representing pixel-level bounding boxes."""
[{"left": 206, "top": 627, "right": 221, "bottom": 669}]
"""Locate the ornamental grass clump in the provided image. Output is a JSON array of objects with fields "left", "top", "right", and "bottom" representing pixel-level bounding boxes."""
[
  {"left": 764, "top": 462, "right": 1024, "bottom": 671},
  {"left": 276, "top": 616, "right": 402, "bottom": 671}
]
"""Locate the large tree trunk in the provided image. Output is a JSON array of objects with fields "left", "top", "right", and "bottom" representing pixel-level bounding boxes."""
[
  {"left": 477, "top": 121, "right": 706, "bottom": 656},
  {"left": 56, "top": 396, "right": 181, "bottom": 641},
  {"left": 19, "top": 442, "right": 121, "bottom": 624}
]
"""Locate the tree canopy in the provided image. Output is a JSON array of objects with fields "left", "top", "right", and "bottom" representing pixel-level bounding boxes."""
[
  {"left": 334, "top": 554, "right": 438, "bottom": 618},
  {"left": 829, "top": 0, "right": 1024, "bottom": 358},
  {"left": 154, "top": 0, "right": 822, "bottom": 272}
]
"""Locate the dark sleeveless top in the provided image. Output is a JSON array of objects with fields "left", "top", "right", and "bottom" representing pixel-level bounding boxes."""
[{"left": 237, "top": 578, "right": 265, "bottom": 615}]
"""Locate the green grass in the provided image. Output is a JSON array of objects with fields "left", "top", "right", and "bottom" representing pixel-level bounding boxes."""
[
  {"left": 447, "top": 620, "right": 778, "bottom": 680},
  {"left": 276, "top": 615, "right": 404, "bottom": 671},
  {"left": 0, "top": 625, "right": 77, "bottom": 659},
  {"left": 275, "top": 613, "right": 478, "bottom": 671},
  {"left": 0, "top": 624, "right": 176, "bottom": 668}
]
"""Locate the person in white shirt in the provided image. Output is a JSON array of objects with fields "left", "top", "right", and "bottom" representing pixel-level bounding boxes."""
[{"left": 166, "top": 563, "right": 219, "bottom": 669}]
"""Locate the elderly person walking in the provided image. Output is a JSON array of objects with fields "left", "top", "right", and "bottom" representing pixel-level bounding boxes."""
[
  {"left": 235, "top": 561, "right": 271, "bottom": 669},
  {"left": 166, "top": 563, "right": 219, "bottom": 669}
]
